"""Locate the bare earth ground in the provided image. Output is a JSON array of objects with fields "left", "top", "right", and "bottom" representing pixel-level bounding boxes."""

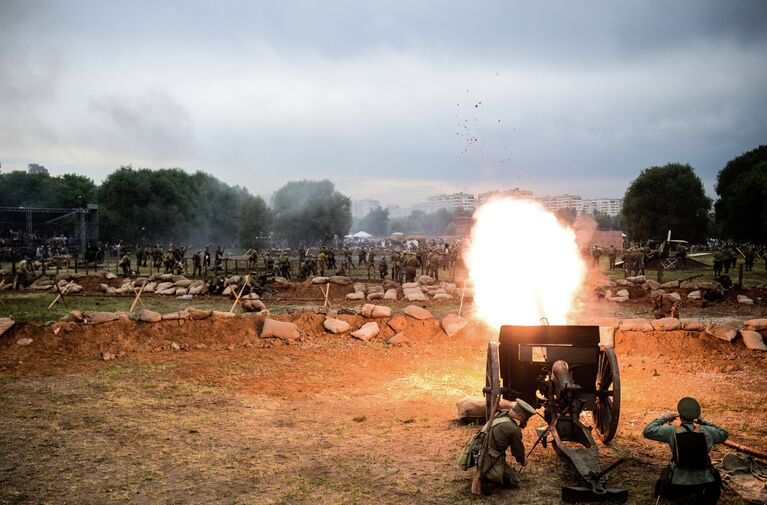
[{"left": 1, "top": 264, "right": 767, "bottom": 504}]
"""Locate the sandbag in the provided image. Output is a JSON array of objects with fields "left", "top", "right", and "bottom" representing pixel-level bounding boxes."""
[
  {"left": 323, "top": 318, "right": 351, "bottom": 334},
  {"left": 646, "top": 279, "right": 661, "bottom": 290},
  {"left": 616, "top": 289, "right": 630, "bottom": 298},
  {"left": 667, "top": 292, "right": 682, "bottom": 303},
  {"left": 367, "top": 292, "right": 384, "bottom": 301},
  {"left": 419, "top": 275, "right": 435, "bottom": 285},
  {"left": 185, "top": 308, "right": 212, "bottom": 320},
  {"left": 679, "top": 281, "right": 698, "bottom": 289},
  {"left": 383, "top": 288, "right": 398, "bottom": 300},
  {"left": 599, "top": 326, "right": 615, "bottom": 348},
  {"left": 744, "top": 319, "right": 767, "bottom": 331},
  {"left": 386, "top": 333, "right": 409, "bottom": 346},
  {"left": 442, "top": 314, "right": 467, "bottom": 337},
  {"left": 456, "top": 397, "right": 515, "bottom": 420},
  {"left": 329, "top": 276, "right": 352, "bottom": 285},
  {"left": 242, "top": 299, "right": 266, "bottom": 312},
  {"left": 345, "top": 292, "right": 365, "bottom": 301},
  {"left": 433, "top": 293, "right": 452, "bottom": 300},
  {"left": 175, "top": 287, "right": 188, "bottom": 296},
  {"left": 351, "top": 322, "right": 380, "bottom": 341},
  {"left": 155, "top": 282, "right": 174, "bottom": 292},
  {"left": 137, "top": 309, "right": 162, "bottom": 323},
  {"left": 687, "top": 290, "right": 701, "bottom": 300},
  {"left": 174, "top": 279, "right": 193, "bottom": 288},
  {"left": 100, "top": 283, "right": 109, "bottom": 292},
  {"left": 261, "top": 318, "right": 300, "bottom": 342},
  {"left": 737, "top": 295, "right": 754, "bottom": 305},
  {"left": 0, "top": 318, "right": 15, "bottom": 337},
  {"left": 311, "top": 276, "right": 329, "bottom": 284},
  {"left": 402, "top": 282, "right": 419, "bottom": 289},
  {"left": 660, "top": 280, "right": 680, "bottom": 289},
  {"left": 405, "top": 291, "right": 428, "bottom": 302},
  {"left": 162, "top": 311, "right": 191, "bottom": 320},
  {"left": 679, "top": 319, "right": 705, "bottom": 331},
  {"left": 211, "top": 310, "right": 236, "bottom": 318},
  {"left": 60, "top": 310, "right": 86, "bottom": 323},
  {"left": 404, "top": 305, "right": 433, "bottom": 320},
  {"left": 705, "top": 323, "right": 738, "bottom": 342},
  {"left": 85, "top": 312, "right": 120, "bottom": 325},
  {"left": 353, "top": 283, "right": 367, "bottom": 294},
  {"left": 740, "top": 330, "right": 767, "bottom": 351},
  {"left": 626, "top": 275, "right": 646, "bottom": 284},
  {"left": 361, "top": 304, "right": 391, "bottom": 318},
  {"left": 143, "top": 282, "right": 157, "bottom": 293},
  {"left": 618, "top": 318, "right": 653, "bottom": 332},
  {"left": 367, "top": 285, "right": 384, "bottom": 294},
  {"left": 651, "top": 317, "right": 681, "bottom": 331}
]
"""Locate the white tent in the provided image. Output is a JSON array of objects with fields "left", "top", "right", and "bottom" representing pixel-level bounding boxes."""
[{"left": 352, "top": 231, "right": 373, "bottom": 239}]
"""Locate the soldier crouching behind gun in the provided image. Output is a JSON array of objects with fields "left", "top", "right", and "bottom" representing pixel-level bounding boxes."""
[
  {"left": 460, "top": 399, "right": 536, "bottom": 496},
  {"left": 643, "top": 397, "right": 727, "bottom": 505}
]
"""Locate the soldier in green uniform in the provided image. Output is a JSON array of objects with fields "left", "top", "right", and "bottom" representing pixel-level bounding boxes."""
[
  {"left": 246, "top": 249, "right": 258, "bottom": 270},
  {"left": 478, "top": 399, "right": 537, "bottom": 494},
  {"left": 203, "top": 246, "right": 211, "bottom": 271},
  {"left": 713, "top": 248, "right": 723, "bottom": 276},
  {"left": 378, "top": 257, "right": 388, "bottom": 280},
  {"left": 192, "top": 251, "right": 202, "bottom": 277},
  {"left": 744, "top": 245, "right": 755, "bottom": 272},
  {"left": 298, "top": 244, "right": 307, "bottom": 265},
  {"left": 344, "top": 247, "right": 354, "bottom": 269},
  {"left": 367, "top": 248, "right": 375, "bottom": 267},
  {"left": 403, "top": 252, "right": 420, "bottom": 283},
  {"left": 327, "top": 247, "right": 336, "bottom": 269},
  {"left": 643, "top": 397, "right": 727, "bottom": 504},
  {"left": 264, "top": 251, "right": 274, "bottom": 276},
  {"left": 318, "top": 249, "right": 327, "bottom": 277},
  {"left": 608, "top": 245, "right": 617, "bottom": 270},
  {"left": 427, "top": 249, "right": 441, "bottom": 281},
  {"left": 279, "top": 252, "right": 291, "bottom": 279},
  {"left": 151, "top": 244, "right": 162, "bottom": 270},
  {"left": 136, "top": 244, "right": 145, "bottom": 271},
  {"left": 358, "top": 246, "right": 367, "bottom": 267},
  {"left": 391, "top": 250, "right": 401, "bottom": 281},
  {"left": 214, "top": 245, "right": 224, "bottom": 272},
  {"left": 119, "top": 253, "right": 131, "bottom": 277}
]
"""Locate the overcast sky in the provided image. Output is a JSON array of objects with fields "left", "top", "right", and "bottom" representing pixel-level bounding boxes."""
[{"left": 1, "top": 0, "right": 765, "bottom": 206}]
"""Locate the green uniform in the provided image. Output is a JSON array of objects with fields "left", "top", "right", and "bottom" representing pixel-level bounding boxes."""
[
  {"left": 481, "top": 412, "right": 525, "bottom": 487},
  {"left": 642, "top": 418, "right": 727, "bottom": 485}
]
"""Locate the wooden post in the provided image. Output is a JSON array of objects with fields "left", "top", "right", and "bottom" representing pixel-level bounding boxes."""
[
  {"left": 48, "top": 281, "right": 74, "bottom": 310},
  {"left": 229, "top": 281, "right": 247, "bottom": 313}
]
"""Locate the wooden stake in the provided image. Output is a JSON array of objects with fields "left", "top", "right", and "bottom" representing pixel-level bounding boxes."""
[
  {"left": 320, "top": 283, "right": 331, "bottom": 307},
  {"left": 129, "top": 282, "right": 147, "bottom": 313},
  {"left": 458, "top": 280, "right": 466, "bottom": 317},
  {"left": 229, "top": 280, "right": 248, "bottom": 313},
  {"left": 48, "top": 280, "right": 74, "bottom": 310}
]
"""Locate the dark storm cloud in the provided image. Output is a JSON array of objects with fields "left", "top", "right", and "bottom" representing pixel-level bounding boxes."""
[{"left": 0, "top": 0, "right": 765, "bottom": 204}]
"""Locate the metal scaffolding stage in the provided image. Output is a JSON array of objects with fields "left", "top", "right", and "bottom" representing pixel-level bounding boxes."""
[{"left": 0, "top": 204, "right": 99, "bottom": 251}]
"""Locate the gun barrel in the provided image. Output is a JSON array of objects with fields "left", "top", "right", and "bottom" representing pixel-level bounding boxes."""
[{"left": 552, "top": 360, "right": 577, "bottom": 393}]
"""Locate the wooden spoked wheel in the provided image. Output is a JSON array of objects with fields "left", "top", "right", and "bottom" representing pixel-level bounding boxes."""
[{"left": 594, "top": 346, "right": 621, "bottom": 443}]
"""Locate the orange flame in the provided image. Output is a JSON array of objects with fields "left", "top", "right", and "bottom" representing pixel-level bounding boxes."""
[{"left": 465, "top": 198, "right": 586, "bottom": 329}]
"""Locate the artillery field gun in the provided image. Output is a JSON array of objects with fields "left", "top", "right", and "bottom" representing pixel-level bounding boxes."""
[{"left": 483, "top": 324, "right": 627, "bottom": 502}]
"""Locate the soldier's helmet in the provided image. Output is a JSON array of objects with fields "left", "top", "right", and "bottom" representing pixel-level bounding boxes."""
[{"left": 677, "top": 397, "right": 701, "bottom": 421}]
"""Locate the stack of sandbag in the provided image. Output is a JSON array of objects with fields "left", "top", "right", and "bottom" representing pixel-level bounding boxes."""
[
  {"left": 366, "top": 285, "right": 384, "bottom": 300},
  {"left": 241, "top": 293, "right": 266, "bottom": 313},
  {"left": 402, "top": 282, "right": 428, "bottom": 302},
  {"left": 345, "top": 283, "right": 366, "bottom": 301}
]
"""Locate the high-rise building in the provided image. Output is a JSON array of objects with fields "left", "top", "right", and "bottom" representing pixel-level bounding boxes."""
[
  {"left": 477, "top": 188, "right": 534, "bottom": 205},
  {"left": 351, "top": 198, "right": 381, "bottom": 219},
  {"left": 414, "top": 192, "right": 476, "bottom": 213},
  {"left": 28, "top": 163, "right": 48, "bottom": 175}
]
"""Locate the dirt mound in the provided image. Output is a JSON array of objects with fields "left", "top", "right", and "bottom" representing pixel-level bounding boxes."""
[{"left": 615, "top": 329, "right": 743, "bottom": 358}]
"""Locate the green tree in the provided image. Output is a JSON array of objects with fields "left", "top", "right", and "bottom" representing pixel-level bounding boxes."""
[
  {"left": 0, "top": 171, "right": 96, "bottom": 208},
  {"left": 622, "top": 163, "right": 711, "bottom": 243},
  {"left": 714, "top": 145, "right": 767, "bottom": 241},
  {"left": 358, "top": 207, "right": 390, "bottom": 236},
  {"left": 238, "top": 195, "right": 272, "bottom": 248},
  {"left": 271, "top": 180, "right": 351, "bottom": 247}
]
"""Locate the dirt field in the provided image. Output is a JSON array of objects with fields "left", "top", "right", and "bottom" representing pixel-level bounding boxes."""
[{"left": 1, "top": 281, "right": 766, "bottom": 504}]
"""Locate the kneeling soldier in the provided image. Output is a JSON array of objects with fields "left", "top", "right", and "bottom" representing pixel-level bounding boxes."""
[{"left": 643, "top": 397, "right": 727, "bottom": 505}]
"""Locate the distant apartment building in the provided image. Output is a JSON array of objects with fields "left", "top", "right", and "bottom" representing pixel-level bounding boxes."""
[
  {"left": 385, "top": 203, "right": 412, "bottom": 219},
  {"left": 581, "top": 198, "right": 623, "bottom": 217},
  {"left": 28, "top": 163, "right": 48, "bottom": 175},
  {"left": 536, "top": 194, "right": 622, "bottom": 217},
  {"left": 477, "top": 188, "right": 534, "bottom": 205},
  {"left": 414, "top": 192, "right": 476, "bottom": 213},
  {"left": 351, "top": 198, "right": 381, "bottom": 219}
]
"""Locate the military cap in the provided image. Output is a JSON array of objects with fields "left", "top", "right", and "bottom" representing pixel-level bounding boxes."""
[
  {"left": 677, "top": 397, "right": 701, "bottom": 420},
  {"left": 512, "top": 398, "right": 537, "bottom": 418}
]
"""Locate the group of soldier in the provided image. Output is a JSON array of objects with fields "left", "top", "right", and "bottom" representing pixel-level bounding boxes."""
[
  {"left": 237, "top": 243, "right": 461, "bottom": 284},
  {"left": 118, "top": 243, "right": 225, "bottom": 277},
  {"left": 712, "top": 244, "right": 763, "bottom": 275}
]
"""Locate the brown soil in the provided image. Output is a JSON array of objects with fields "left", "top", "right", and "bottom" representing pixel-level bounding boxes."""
[{"left": 1, "top": 299, "right": 765, "bottom": 504}]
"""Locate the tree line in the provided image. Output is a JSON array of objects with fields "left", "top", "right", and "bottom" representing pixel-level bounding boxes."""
[
  {"left": 0, "top": 167, "right": 351, "bottom": 248},
  {"left": 621, "top": 145, "right": 766, "bottom": 244}
]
